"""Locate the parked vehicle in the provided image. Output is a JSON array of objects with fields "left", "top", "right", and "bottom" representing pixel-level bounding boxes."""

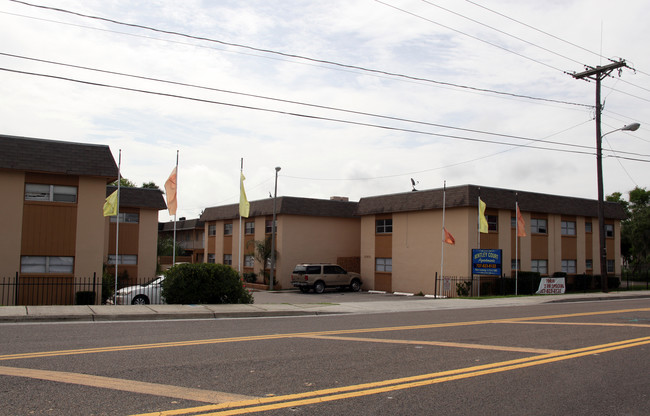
[
  {"left": 291, "top": 264, "right": 362, "bottom": 294},
  {"left": 110, "top": 276, "right": 165, "bottom": 305}
]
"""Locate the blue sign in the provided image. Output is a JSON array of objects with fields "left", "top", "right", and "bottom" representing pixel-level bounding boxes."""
[{"left": 472, "top": 249, "right": 502, "bottom": 276}]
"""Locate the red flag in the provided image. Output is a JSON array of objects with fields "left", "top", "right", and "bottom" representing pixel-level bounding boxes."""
[
  {"left": 516, "top": 205, "right": 526, "bottom": 237},
  {"left": 443, "top": 227, "right": 455, "bottom": 245},
  {"left": 164, "top": 167, "right": 177, "bottom": 215}
]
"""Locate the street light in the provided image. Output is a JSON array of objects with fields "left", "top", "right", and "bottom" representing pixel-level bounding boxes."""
[
  {"left": 269, "top": 166, "right": 281, "bottom": 291},
  {"left": 597, "top": 122, "right": 640, "bottom": 292}
]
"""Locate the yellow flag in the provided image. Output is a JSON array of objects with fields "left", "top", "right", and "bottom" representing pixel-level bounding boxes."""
[
  {"left": 239, "top": 172, "right": 250, "bottom": 218},
  {"left": 479, "top": 198, "right": 488, "bottom": 233},
  {"left": 103, "top": 190, "right": 118, "bottom": 217}
]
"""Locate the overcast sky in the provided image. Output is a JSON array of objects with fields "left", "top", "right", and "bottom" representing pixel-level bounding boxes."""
[{"left": 2, "top": 0, "right": 648, "bottom": 222}]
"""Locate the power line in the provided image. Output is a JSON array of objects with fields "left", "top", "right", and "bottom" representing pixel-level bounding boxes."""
[
  {"left": 5, "top": 0, "right": 591, "bottom": 109},
  {"left": 4, "top": 66, "right": 648, "bottom": 162},
  {"left": 375, "top": 0, "right": 569, "bottom": 75},
  {"left": 0, "top": 52, "right": 596, "bottom": 151}
]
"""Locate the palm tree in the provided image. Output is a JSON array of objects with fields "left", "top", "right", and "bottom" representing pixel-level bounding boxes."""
[{"left": 245, "top": 235, "right": 278, "bottom": 285}]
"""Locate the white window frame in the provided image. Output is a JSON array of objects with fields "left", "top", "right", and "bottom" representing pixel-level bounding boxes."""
[
  {"left": 487, "top": 215, "right": 498, "bottom": 232},
  {"left": 605, "top": 224, "right": 614, "bottom": 238},
  {"left": 607, "top": 259, "right": 615, "bottom": 273},
  {"left": 376, "top": 219, "right": 392, "bottom": 234},
  {"left": 265, "top": 220, "right": 277, "bottom": 234},
  {"left": 561, "top": 259, "right": 577, "bottom": 274},
  {"left": 208, "top": 225, "right": 216, "bottom": 236},
  {"left": 224, "top": 223, "right": 233, "bottom": 236},
  {"left": 207, "top": 254, "right": 216, "bottom": 264},
  {"left": 531, "top": 219, "right": 547, "bottom": 234},
  {"left": 245, "top": 222, "right": 255, "bottom": 235},
  {"left": 561, "top": 221, "right": 576, "bottom": 236},
  {"left": 107, "top": 254, "right": 137, "bottom": 265},
  {"left": 20, "top": 256, "right": 74, "bottom": 273},
  {"left": 110, "top": 212, "right": 139, "bottom": 223},
  {"left": 586, "top": 259, "right": 593, "bottom": 270},
  {"left": 244, "top": 255, "right": 255, "bottom": 268},
  {"left": 375, "top": 257, "right": 392, "bottom": 272},
  {"left": 585, "top": 222, "right": 593, "bottom": 233},
  {"left": 222, "top": 254, "right": 232, "bottom": 265},
  {"left": 531, "top": 259, "right": 548, "bottom": 274},
  {"left": 25, "top": 184, "right": 77, "bottom": 203}
]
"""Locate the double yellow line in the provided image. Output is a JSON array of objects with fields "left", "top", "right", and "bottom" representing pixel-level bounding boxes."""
[{"left": 134, "top": 335, "right": 650, "bottom": 416}]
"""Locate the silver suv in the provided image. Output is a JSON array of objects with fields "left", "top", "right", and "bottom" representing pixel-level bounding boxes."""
[{"left": 291, "top": 263, "right": 362, "bottom": 294}]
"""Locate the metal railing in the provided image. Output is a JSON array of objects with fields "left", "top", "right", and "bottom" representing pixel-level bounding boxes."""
[{"left": 1, "top": 273, "right": 99, "bottom": 306}]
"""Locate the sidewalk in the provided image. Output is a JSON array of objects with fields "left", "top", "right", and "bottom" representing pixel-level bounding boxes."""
[{"left": 1, "top": 290, "right": 648, "bottom": 323}]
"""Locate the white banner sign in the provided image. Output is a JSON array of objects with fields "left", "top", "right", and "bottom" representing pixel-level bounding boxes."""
[{"left": 536, "top": 277, "right": 566, "bottom": 294}]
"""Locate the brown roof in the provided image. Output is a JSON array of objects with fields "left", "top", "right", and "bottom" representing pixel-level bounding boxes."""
[
  {"left": 106, "top": 186, "right": 167, "bottom": 210},
  {"left": 0, "top": 134, "right": 118, "bottom": 180},
  {"left": 159, "top": 218, "right": 204, "bottom": 231},
  {"left": 357, "top": 184, "right": 627, "bottom": 220},
  {"left": 201, "top": 196, "right": 359, "bottom": 221}
]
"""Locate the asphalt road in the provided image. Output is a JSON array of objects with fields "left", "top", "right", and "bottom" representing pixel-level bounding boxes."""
[{"left": 1, "top": 298, "right": 649, "bottom": 415}]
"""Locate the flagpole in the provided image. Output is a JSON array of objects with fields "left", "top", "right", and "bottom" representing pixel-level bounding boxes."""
[
  {"left": 440, "top": 181, "right": 446, "bottom": 295},
  {"left": 477, "top": 188, "right": 481, "bottom": 249},
  {"left": 239, "top": 158, "right": 243, "bottom": 274},
  {"left": 172, "top": 150, "right": 178, "bottom": 266},
  {"left": 114, "top": 149, "right": 121, "bottom": 303}
]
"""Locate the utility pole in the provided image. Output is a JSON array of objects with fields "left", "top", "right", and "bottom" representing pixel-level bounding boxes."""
[{"left": 572, "top": 60, "right": 628, "bottom": 293}]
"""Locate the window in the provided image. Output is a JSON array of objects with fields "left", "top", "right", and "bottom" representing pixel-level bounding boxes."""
[
  {"left": 531, "top": 259, "right": 548, "bottom": 274},
  {"left": 207, "top": 254, "right": 216, "bottom": 264},
  {"left": 222, "top": 254, "right": 231, "bottom": 265},
  {"left": 224, "top": 223, "right": 233, "bottom": 236},
  {"left": 561, "top": 221, "right": 576, "bottom": 236},
  {"left": 586, "top": 259, "right": 593, "bottom": 270},
  {"left": 376, "top": 257, "right": 392, "bottom": 272},
  {"left": 245, "top": 255, "right": 255, "bottom": 268},
  {"left": 511, "top": 259, "right": 520, "bottom": 271},
  {"left": 487, "top": 215, "right": 498, "bottom": 232},
  {"left": 208, "top": 225, "right": 216, "bottom": 236},
  {"left": 531, "top": 218, "right": 547, "bottom": 234},
  {"left": 245, "top": 222, "right": 255, "bottom": 235},
  {"left": 25, "top": 184, "right": 77, "bottom": 203},
  {"left": 106, "top": 255, "right": 137, "bottom": 265},
  {"left": 324, "top": 265, "right": 346, "bottom": 274},
  {"left": 561, "top": 259, "right": 577, "bottom": 274},
  {"left": 585, "top": 222, "right": 592, "bottom": 233},
  {"left": 265, "top": 220, "right": 277, "bottom": 233},
  {"left": 605, "top": 224, "right": 614, "bottom": 238},
  {"left": 607, "top": 260, "right": 615, "bottom": 273},
  {"left": 110, "top": 212, "right": 139, "bottom": 223},
  {"left": 21, "top": 256, "right": 74, "bottom": 273},
  {"left": 376, "top": 219, "right": 392, "bottom": 234}
]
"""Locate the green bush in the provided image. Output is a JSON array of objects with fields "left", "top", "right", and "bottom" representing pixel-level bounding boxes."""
[
  {"left": 162, "top": 263, "right": 253, "bottom": 304},
  {"left": 242, "top": 272, "right": 257, "bottom": 283}
]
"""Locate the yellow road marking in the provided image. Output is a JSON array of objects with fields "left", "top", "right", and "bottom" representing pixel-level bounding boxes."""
[
  {"left": 132, "top": 336, "right": 650, "bottom": 416},
  {"left": 1, "top": 307, "right": 648, "bottom": 362},
  {"left": 0, "top": 365, "right": 256, "bottom": 404},
  {"left": 296, "top": 334, "right": 561, "bottom": 354},
  {"left": 502, "top": 320, "right": 650, "bottom": 328}
]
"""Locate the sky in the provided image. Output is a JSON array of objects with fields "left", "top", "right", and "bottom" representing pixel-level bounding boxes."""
[{"left": 1, "top": 0, "right": 649, "bottom": 222}]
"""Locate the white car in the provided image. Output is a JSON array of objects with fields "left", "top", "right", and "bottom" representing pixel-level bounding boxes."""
[{"left": 111, "top": 276, "right": 165, "bottom": 305}]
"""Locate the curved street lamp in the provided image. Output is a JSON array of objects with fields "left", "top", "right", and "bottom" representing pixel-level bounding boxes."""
[{"left": 597, "top": 122, "right": 640, "bottom": 292}]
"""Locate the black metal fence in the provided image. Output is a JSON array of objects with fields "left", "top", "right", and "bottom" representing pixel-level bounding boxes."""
[{"left": 0, "top": 273, "right": 99, "bottom": 306}]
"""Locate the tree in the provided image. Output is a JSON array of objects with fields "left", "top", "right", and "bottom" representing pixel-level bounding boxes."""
[
  {"left": 245, "top": 235, "right": 278, "bottom": 285},
  {"left": 157, "top": 236, "right": 185, "bottom": 256},
  {"left": 110, "top": 177, "right": 137, "bottom": 187},
  {"left": 610, "top": 187, "right": 650, "bottom": 274},
  {"left": 142, "top": 181, "right": 160, "bottom": 190}
]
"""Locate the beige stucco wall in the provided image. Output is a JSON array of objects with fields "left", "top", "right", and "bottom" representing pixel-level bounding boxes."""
[
  {"left": 138, "top": 209, "right": 161, "bottom": 278},
  {"left": 74, "top": 176, "right": 108, "bottom": 279},
  {"left": 278, "top": 215, "right": 360, "bottom": 289},
  {"left": 360, "top": 216, "right": 376, "bottom": 289},
  {"left": 0, "top": 170, "right": 25, "bottom": 279}
]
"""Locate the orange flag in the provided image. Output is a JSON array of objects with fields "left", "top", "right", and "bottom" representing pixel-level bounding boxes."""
[
  {"left": 164, "top": 167, "right": 177, "bottom": 215},
  {"left": 443, "top": 227, "right": 455, "bottom": 245},
  {"left": 516, "top": 205, "right": 526, "bottom": 237}
]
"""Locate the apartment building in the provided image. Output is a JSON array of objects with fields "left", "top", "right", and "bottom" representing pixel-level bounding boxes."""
[
  {"left": 357, "top": 185, "right": 627, "bottom": 294},
  {"left": 0, "top": 135, "right": 166, "bottom": 305},
  {"left": 1, "top": 135, "right": 118, "bottom": 304},
  {"left": 158, "top": 218, "right": 205, "bottom": 266},
  {"left": 105, "top": 185, "right": 167, "bottom": 281},
  {"left": 200, "top": 196, "right": 360, "bottom": 289}
]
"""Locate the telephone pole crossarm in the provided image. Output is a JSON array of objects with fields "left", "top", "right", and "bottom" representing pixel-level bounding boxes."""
[{"left": 572, "top": 60, "right": 627, "bottom": 80}]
